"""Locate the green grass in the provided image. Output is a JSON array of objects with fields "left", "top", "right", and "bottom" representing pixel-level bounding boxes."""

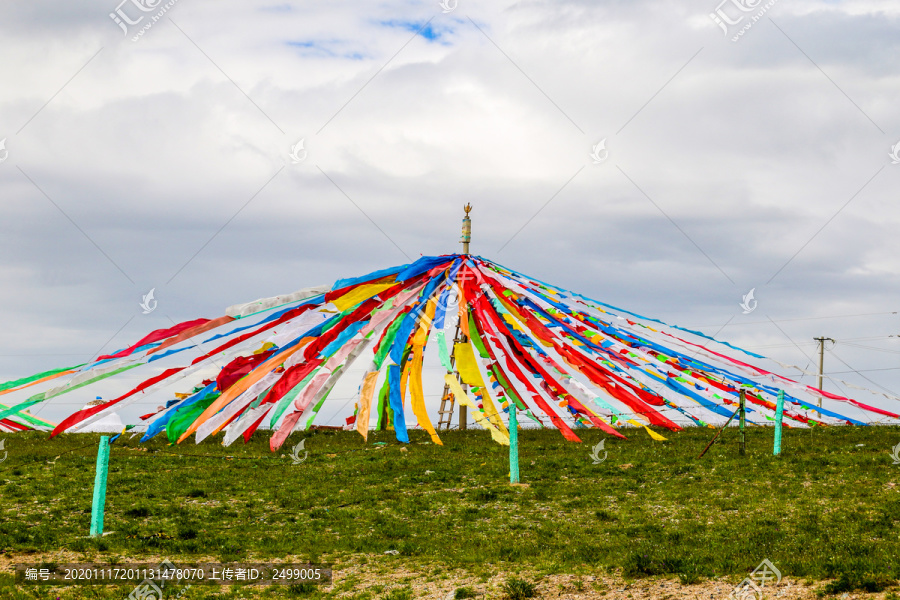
[
  {"left": 500, "top": 576, "right": 537, "bottom": 599},
  {"left": 454, "top": 585, "right": 478, "bottom": 599},
  {"left": 2, "top": 425, "right": 900, "bottom": 598},
  {"left": 818, "top": 572, "right": 895, "bottom": 595},
  {"left": 381, "top": 585, "right": 413, "bottom": 600}
]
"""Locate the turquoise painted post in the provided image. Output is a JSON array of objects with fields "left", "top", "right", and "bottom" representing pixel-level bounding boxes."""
[
  {"left": 90, "top": 436, "right": 111, "bottom": 537},
  {"left": 509, "top": 404, "right": 520, "bottom": 484},
  {"left": 774, "top": 389, "right": 784, "bottom": 456}
]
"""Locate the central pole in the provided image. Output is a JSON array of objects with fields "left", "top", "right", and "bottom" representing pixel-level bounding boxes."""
[
  {"left": 738, "top": 389, "right": 746, "bottom": 456},
  {"left": 458, "top": 204, "right": 472, "bottom": 430}
]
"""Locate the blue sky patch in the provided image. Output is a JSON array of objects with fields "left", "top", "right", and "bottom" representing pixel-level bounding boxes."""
[
  {"left": 286, "top": 40, "right": 367, "bottom": 60},
  {"left": 378, "top": 19, "right": 453, "bottom": 42}
]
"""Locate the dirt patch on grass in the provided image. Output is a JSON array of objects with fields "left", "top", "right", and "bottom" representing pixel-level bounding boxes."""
[
  {"left": 327, "top": 557, "right": 885, "bottom": 600},
  {"left": 0, "top": 552, "right": 891, "bottom": 600}
]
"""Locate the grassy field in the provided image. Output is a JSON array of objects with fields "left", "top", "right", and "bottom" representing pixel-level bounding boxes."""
[{"left": 2, "top": 424, "right": 900, "bottom": 599}]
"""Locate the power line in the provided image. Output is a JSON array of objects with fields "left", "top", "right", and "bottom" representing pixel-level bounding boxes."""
[
  {"left": 688, "top": 310, "right": 897, "bottom": 329},
  {"left": 840, "top": 342, "right": 900, "bottom": 355},
  {"left": 826, "top": 348, "right": 900, "bottom": 398},
  {"left": 747, "top": 334, "right": 899, "bottom": 350}
]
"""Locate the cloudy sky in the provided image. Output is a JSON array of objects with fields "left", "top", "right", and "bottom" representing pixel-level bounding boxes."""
[{"left": 2, "top": 0, "right": 900, "bottom": 425}]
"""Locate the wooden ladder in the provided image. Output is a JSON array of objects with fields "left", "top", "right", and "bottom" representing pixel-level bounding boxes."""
[{"left": 437, "top": 324, "right": 467, "bottom": 430}]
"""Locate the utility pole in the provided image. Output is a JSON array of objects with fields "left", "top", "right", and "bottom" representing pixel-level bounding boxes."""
[{"left": 814, "top": 337, "right": 834, "bottom": 418}]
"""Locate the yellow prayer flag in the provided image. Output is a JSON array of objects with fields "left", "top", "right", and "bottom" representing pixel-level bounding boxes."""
[
  {"left": 453, "top": 341, "right": 507, "bottom": 434},
  {"left": 331, "top": 281, "right": 396, "bottom": 312},
  {"left": 443, "top": 373, "right": 509, "bottom": 446},
  {"left": 626, "top": 419, "right": 668, "bottom": 441},
  {"left": 409, "top": 346, "right": 442, "bottom": 445},
  {"left": 356, "top": 370, "right": 379, "bottom": 441}
]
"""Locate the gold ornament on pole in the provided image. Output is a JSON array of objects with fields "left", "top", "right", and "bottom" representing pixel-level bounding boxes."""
[{"left": 461, "top": 203, "right": 472, "bottom": 255}]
